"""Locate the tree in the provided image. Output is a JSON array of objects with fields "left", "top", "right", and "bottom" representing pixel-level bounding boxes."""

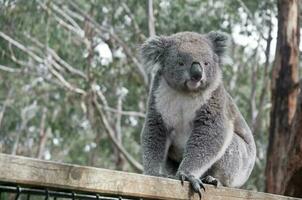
[{"left": 265, "top": 0, "right": 301, "bottom": 197}]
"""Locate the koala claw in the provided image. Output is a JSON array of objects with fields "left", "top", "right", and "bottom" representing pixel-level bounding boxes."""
[
  {"left": 178, "top": 172, "right": 205, "bottom": 199},
  {"left": 201, "top": 175, "right": 220, "bottom": 188},
  {"left": 180, "top": 174, "right": 186, "bottom": 186}
]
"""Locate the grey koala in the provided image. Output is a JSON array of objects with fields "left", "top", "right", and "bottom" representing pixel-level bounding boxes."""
[{"left": 140, "top": 31, "right": 256, "bottom": 197}]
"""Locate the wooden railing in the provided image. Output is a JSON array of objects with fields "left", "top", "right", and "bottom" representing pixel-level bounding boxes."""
[{"left": 0, "top": 153, "right": 300, "bottom": 200}]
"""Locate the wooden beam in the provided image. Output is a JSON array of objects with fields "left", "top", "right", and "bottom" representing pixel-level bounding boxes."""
[{"left": 0, "top": 153, "right": 299, "bottom": 200}]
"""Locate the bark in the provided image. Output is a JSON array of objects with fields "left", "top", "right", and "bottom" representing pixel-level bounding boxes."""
[
  {"left": 265, "top": 0, "right": 300, "bottom": 197},
  {"left": 284, "top": 89, "right": 302, "bottom": 197}
]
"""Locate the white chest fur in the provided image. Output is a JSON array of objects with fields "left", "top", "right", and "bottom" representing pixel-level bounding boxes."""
[{"left": 154, "top": 79, "right": 214, "bottom": 148}]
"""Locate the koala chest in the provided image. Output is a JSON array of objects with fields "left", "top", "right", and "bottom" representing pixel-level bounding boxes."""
[
  {"left": 154, "top": 80, "right": 209, "bottom": 155},
  {"left": 156, "top": 94, "right": 196, "bottom": 148}
]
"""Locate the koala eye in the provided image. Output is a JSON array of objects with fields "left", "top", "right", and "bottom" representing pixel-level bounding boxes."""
[
  {"left": 178, "top": 61, "right": 185, "bottom": 66},
  {"left": 204, "top": 61, "right": 209, "bottom": 66}
]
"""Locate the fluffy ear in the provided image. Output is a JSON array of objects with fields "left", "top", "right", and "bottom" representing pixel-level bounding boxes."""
[
  {"left": 140, "top": 36, "right": 169, "bottom": 73},
  {"left": 207, "top": 31, "right": 230, "bottom": 58}
]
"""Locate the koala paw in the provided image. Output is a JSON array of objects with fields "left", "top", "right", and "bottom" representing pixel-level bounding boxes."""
[
  {"left": 177, "top": 172, "right": 205, "bottom": 200},
  {"left": 201, "top": 175, "right": 220, "bottom": 188}
]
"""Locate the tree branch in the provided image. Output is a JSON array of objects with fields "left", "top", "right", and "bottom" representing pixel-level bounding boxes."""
[
  {"left": 51, "top": 2, "right": 82, "bottom": 31},
  {"left": 47, "top": 60, "right": 86, "bottom": 95},
  {"left": 121, "top": 2, "right": 146, "bottom": 41},
  {"left": 0, "top": 31, "right": 43, "bottom": 63},
  {"left": 93, "top": 96, "right": 143, "bottom": 172},
  {"left": 0, "top": 64, "right": 21, "bottom": 73},
  {"left": 24, "top": 33, "right": 88, "bottom": 80},
  {"left": 252, "top": 18, "right": 273, "bottom": 133},
  {"left": 100, "top": 105, "right": 145, "bottom": 118},
  {"left": 68, "top": 1, "right": 149, "bottom": 85},
  {"left": 236, "top": 0, "right": 265, "bottom": 39}
]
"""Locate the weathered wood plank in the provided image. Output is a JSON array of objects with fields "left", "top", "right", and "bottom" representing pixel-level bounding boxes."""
[{"left": 0, "top": 153, "right": 300, "bottom": 200}]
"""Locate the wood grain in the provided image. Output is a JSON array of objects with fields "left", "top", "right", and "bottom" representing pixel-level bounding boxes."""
[{"left": 0, "top": 153, "right": 300, "bottom": 200}]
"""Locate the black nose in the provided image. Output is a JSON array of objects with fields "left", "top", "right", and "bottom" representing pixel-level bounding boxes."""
[{"left": 190, "top": 62, "right": 203, "bottom": 82}]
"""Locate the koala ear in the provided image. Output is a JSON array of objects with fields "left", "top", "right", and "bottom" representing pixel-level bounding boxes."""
[
  {"left": 140, "top": 36, "right": 169, "bottom": 73},
  {"left": 207, "top": 31, "right": 230, "bottom": 58}
]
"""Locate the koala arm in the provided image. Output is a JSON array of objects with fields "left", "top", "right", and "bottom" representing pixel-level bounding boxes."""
[
  {"left": 177, "top": 101, "right": 233, "bottom": 179},
  {"left": 141, "top": 105, "right": 169, "bottom": 176}
]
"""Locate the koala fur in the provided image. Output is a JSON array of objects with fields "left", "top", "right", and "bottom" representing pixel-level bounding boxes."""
[{"left": 140, "top": 31, "right": 256, "bottom": 191}]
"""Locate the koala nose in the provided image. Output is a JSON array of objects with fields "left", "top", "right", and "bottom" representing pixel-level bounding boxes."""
[{"left": 190, "top": 62, "right": 203, "bottom": 82}]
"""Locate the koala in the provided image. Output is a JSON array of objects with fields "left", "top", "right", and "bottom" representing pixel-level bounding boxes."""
[{"left": 140, "top": 31, "right": 256, "bottom": 198}]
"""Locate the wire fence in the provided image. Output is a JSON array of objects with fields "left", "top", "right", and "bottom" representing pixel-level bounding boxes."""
[{"left": 0, "top": 183, "right": 137, "bottom": 200}]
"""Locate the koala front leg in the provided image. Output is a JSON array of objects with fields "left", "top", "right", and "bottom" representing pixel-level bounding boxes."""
[
  {"left": 141, "top": 111, "right": 169, "bottom": 176},
  {"left": 177, "top": 113, "right": 233, "bottom": 195}
]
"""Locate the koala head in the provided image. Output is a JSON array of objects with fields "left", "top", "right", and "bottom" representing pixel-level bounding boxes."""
[{"left": 141, "top": 31, "right": 229, "bottom": 93}]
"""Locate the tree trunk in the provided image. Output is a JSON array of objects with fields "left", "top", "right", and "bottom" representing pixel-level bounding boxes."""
[
  {"left": 265, "top": 0, "right": 300, "bottom": 197},
  {"left": 114, "top": 95, "right": 125, "bottom": 170},
  {"left": 36, "top": 107, "right": 48, "bottom": 159},
  {"left": 284, "top": 90, "right": 302, "bottom": 197},
  {"left": 147, "top": 0, "right": 155, "bottom": 37}
]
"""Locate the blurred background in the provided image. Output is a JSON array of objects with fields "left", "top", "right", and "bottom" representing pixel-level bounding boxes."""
[{"left": 0, "top": 0, "right": 301, "bottom": 197}]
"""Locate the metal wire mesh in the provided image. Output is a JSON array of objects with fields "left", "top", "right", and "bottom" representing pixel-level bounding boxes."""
[{"left": 0, "top": 183, "right": 137, "bottom": 200}]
